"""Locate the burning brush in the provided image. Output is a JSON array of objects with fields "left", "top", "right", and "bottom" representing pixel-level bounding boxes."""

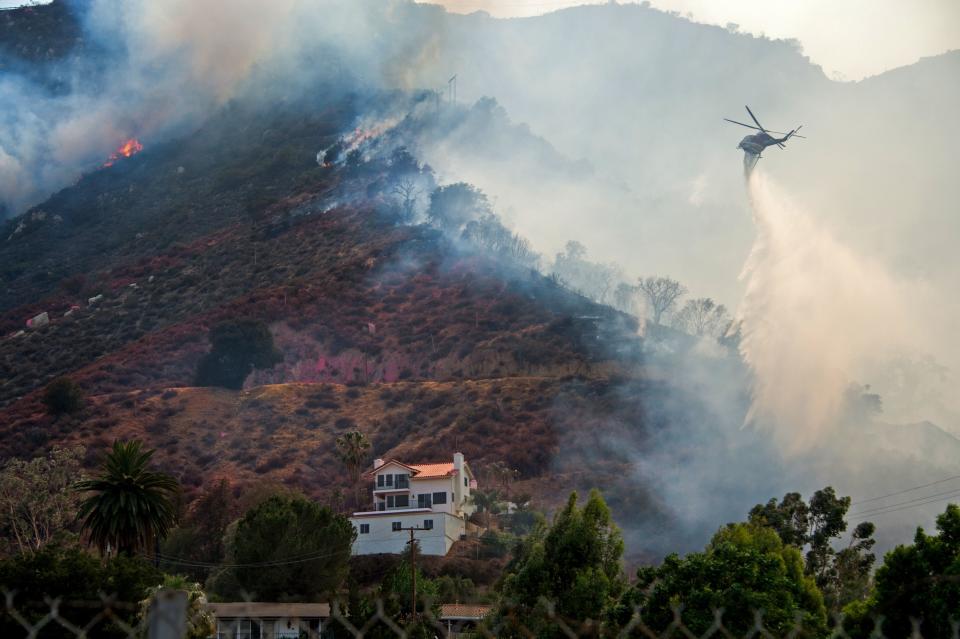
[
  {"left": 317, "top": 117, "right": 401, "bottom": 168},
  {"left": 103, "top": 138, "right": 143, "bottom": 168}
]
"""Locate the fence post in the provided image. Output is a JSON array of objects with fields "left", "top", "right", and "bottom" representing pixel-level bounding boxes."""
[{"left": 148, "top": 589, "right": 188, "bottom": 639}]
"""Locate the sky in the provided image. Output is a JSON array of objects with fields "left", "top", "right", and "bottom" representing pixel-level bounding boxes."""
[
  {"left": 419, "top": 0, "right": 960, "bottom": 80},
  {"left": 3, "top": 0, "right": 957, "bottom": 78}
]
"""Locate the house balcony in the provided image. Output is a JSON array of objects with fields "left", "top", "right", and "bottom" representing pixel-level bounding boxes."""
[{"left": 374, "top": 476, "right": 410, "bottom": 491}]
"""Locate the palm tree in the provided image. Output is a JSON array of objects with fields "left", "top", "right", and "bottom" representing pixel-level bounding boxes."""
[
  {"left": 469, "top": 488, "right": 502, "bottom": 531},
  {"left": 75, "top": 440, "right": 179, "bottom": 556},
  {"left": 335, "top": 430, "right": 371, "bottom": 509}
]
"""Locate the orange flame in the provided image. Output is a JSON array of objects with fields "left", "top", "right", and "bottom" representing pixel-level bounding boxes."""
[{"left": 103, "top": 138, "right": 143, "bottom": 167}]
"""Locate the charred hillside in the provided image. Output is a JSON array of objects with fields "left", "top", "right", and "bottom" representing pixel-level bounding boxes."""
[{"left": 0, "top": 87, "right": 669, "bottom": 522}]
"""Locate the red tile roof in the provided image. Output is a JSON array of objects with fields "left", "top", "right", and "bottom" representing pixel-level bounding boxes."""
[
  {"left": 409, "top": 462, "right": 456, "bottom": 479},
  {"left": 440, "top": 604, "right": 492, "bottom": 620}
]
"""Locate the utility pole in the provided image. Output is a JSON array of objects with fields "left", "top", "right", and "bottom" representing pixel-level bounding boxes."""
[
  {"left": 448, "top": 74, "right": 457, "bottom": 104},
  {"left": 401, "top": 526, "right": 426, "bottom": 620}
]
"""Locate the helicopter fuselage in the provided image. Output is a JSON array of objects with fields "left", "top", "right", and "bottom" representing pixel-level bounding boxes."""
[{"left": 737, "top": 132, "right": 778, "bottom": 155}]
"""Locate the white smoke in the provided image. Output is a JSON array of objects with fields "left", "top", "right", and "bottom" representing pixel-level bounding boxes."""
[
  {"left": 0, "top": 0, "right": 445, "bottom": 216},
  {"left": 737, "top": 170, "right": 927, "bottom": 451}
]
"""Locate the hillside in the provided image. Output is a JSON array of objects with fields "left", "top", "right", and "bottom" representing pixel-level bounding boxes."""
[
  {"left": 4, "top": 0, "right": 959, "bottom": 561},
  {"left": 0, "top": 75, "right": 676, "bottom": 540}
]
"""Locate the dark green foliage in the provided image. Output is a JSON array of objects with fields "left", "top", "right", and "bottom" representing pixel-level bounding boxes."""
[
  {"left": 831, "top": 521, "right": 876, "bottom": 610},
  {"left": 498, "top": 490, "right": 625, "bottom": 635},
  {"left": 214, "top": 493, "right": 354, "bottom": 601},
  {"left": 195, "top": 319, "right": 282, "bottom": 389},
  {"left": 0, "top": 545, "right": 161, "bottom": 639},
  {"left": 845, "top": 504, "right": 960, "bottom": 639},
  {"left": 42, "top": 376, "right": 84, "bottom": 415},
  {"left": 160, "top": 479, "right": 237, "bottom": 580},
  {"left": 381, "top": 549, "right": 440, "bottom": 615},
  {"left": 436, "top": 574, "right": 477, "bottom": 603},
  {"left": 749, "top": 487, "right": 873, "bottom": 611},
  {"left": 75, "top": 440, "right": 179, "bottom": 555},
  {"left": 427, "top": 183, "right": 491, "bottom": 232},
  {"left": 612, "top": 523, "right": 826, "bottom": 637}
]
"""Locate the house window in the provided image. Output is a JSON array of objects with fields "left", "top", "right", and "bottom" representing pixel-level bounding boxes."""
[
  {"left": 392, "top": 522, "right": 402, "bottom": 532},
  {"left": 377, "top": 474, "right": 384, "bottom": 488},
  {"left": 219, "top": 620, "right": 256, "bottom": 639},
  {"left": 464, "top": 477, "right": 468, "bottom": 487},
  {"left": 387, "top": 495, "right": 408, "bottom": 508},
  {"left": 423, "top": 519, "right": 434, "bottom": 530},
  {"left": 386, "top": 474, "right": 394, "bottom": 487},
  {"left": 432, "top": 492, "right": 447, "bottom": 504},
  {"left": 396, "top": 474, "right": 410, "bottom": 488},
  {"left": 359, "top": 524, "right": 370, "bottom": 534},
  {"left": 417, "top": 494, "right": 432, "bottom": 509}
]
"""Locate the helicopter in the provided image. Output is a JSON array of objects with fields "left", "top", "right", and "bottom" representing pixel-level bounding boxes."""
[{"left": 724, "top": 105, "right": 804, "bottom": 166}]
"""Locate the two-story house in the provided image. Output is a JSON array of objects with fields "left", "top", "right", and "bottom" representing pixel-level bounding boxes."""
[{"left": 349, "top": 452, "right": 476, "bottom": 556}]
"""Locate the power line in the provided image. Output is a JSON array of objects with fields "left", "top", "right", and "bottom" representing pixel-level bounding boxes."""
[
  {"left": 151, "top": 546, "right": 353, "bottom": 570},
  {"left": 850, "top": 474, "right": 960, "bottom": 506},
  {"left": 152, "top": 531, "right": 460, "bottom": 570},
  {"left": 849, "top": 488, "right": 960, "bottom": 522}
]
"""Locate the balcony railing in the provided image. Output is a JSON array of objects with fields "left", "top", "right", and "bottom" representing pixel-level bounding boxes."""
[{"left": 375, "top": 476, "right": 410, "bottom": 490}]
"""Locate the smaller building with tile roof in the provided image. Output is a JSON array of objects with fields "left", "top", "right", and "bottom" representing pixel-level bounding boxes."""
[{"left": 350, "top": 452, "right": 477, "bottom": 556}]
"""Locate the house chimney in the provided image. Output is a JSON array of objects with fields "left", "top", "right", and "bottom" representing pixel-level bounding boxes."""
[
  {"left": 453, "top": 452, "right": 465, "bottom": 510},
  {"left": 373, "top": 458, "right": 385, "bottom": 470}
]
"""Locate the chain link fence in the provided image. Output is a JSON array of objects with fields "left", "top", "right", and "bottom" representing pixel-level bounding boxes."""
[{"left": 4, "top": 593, "right": 959, "bottom": 639}]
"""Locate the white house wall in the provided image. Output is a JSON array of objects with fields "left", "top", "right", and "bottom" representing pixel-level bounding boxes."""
[
  {"left": 409, "top": 477, "right": 456, "bottom": 514},
  {"left": 350, "top": 511, "right": 464, "bottom": 556}
]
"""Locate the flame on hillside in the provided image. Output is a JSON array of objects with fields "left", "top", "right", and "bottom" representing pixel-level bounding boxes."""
[
  {"left": 103, "top": 138, "right": 144, "bottom": 167},
  {"left": 317, "top": 117, "right": 401, "bottom": 168}
]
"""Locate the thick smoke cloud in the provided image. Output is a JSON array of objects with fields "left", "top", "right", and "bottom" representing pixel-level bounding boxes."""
[{"left": 0, "top": 0, "right": 446, "bottom": 215}]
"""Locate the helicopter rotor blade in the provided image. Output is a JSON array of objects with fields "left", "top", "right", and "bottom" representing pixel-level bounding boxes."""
[
  {"left": 745, "top": 105, "right": 768, "bottom": 133},
  {"left": 726, "top": 118, "right": 806, "bottom": 138},
  {"left": 724, "top": 118, "right": 762, "bottom": 131}
]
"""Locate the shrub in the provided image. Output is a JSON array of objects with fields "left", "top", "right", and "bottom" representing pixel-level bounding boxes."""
[
  {"left": 42, "top": 377, "right": 84, "bottom": 415},
  {"left": 195, "top": 319, "right": 282, "bottom": 389}
]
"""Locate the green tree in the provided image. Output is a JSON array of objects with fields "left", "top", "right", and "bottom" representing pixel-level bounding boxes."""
[
  {"left": 0, "top": 544, "right": 161, "bottom": 639},
  {"left": 195, "top": 318, "right": 282, "bottom": 389},
  {"left": 436, "top": 574, "right": 477, "bottom": 603},
  {"left": 214, "top": 493, "right": 355, "bottom": 601},
  {"left": 612, "top": 523, "right": 826, "bottom": 637},
  {"left": 42, "top": 376, "right": 84, "bottom": 415},
  {"left": 160, "top": 479, "right": 237, "bottom": 580},
  {"left": 469, "top": 488, "right": 503, "bottom": 530},
  {"left": 138, "top": 574, "right": 215, "bottom": 639},
  {"left": 498, "top": 490, "right": 625, "bottom": 635},
  {"left": 381, "top": 543, "right": 440, "bottom": 615},
  {"left": 335, "top": 431, "right": 371, "bottom": 509},
  {"left": 749, "top": 487, "right": 872, "bottom": 610},
  {"left": 75, "top": 441, "right": 179, "bottom": 556},
  {"left": 427, "top": 183, "right": 491, "bottom": 232},
  {"left": 845, "top": 504, "right": 960, "bottom": 639},
  {"left": 831, "top": 521, "right": 876, "bottom": 610},
  {"left": 0, "top": 446, "right": 84, "bottom": 555}
]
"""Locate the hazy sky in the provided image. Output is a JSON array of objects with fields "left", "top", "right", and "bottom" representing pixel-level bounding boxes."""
[
  {"left": 420, "top": 0, "right": 960, "bottom": 80},
  {"left": 3, "top": 0, "right": 956, "bottom": 78}
]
